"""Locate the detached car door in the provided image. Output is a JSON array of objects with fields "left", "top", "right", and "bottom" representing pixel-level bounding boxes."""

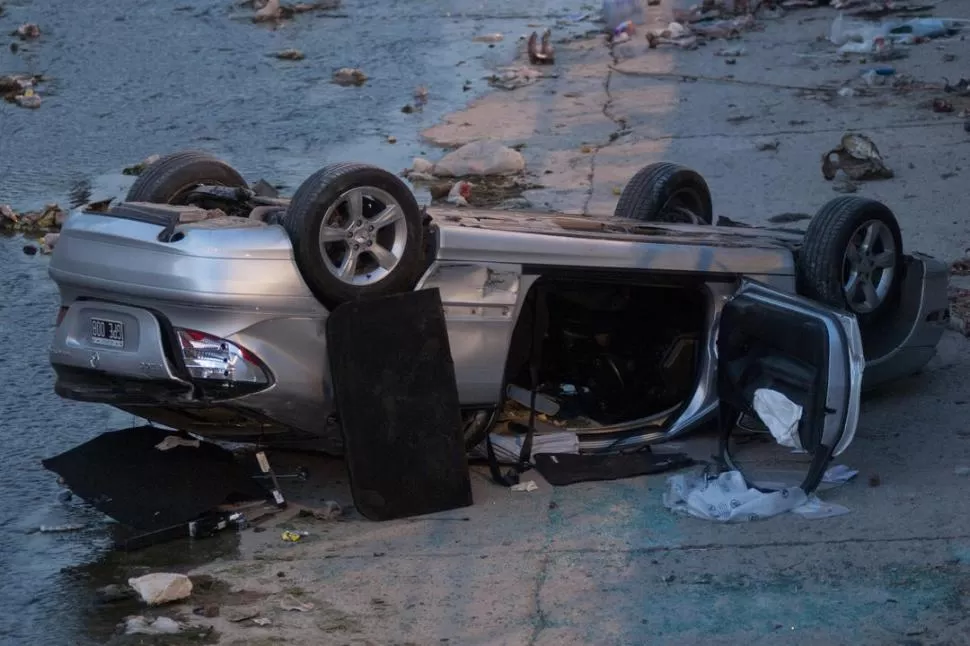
[{"left": 716, "top": 280, "right": 864, "bottom": 494}]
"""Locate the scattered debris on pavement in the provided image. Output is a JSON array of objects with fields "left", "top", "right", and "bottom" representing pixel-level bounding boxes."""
[
  {"left": 296, "top": 500, "right": 343, "bottom": 521},
  {"left": 414, "top": 85, "right": 428, "bottom": 105},
  {"left": 447, "top": 180, "right": 473, "bottom": 206},
  {"left": 1, "top": 74, "right": 46, "bottom": 108},
  {"left": 128, "top": 573, "right": 193, "bottom": 606},
  {"left": 932, "top": 98, "right": 954, "bottom": 113},
  {"left": 249, "top": 0, "right": 340, "bottom": 23},
  {"left": 14, "top": 23, "right": 40, "bottom": 39},
  {"left": 273, "top": 48, "right": 305, "bottom": 60},
  {"left": 123, "top": 154, "right": 160, "bottom": 175},
  {"left": 121, "top": 616, "right": 182, "bottom": 636},
  {"left": 527, "top": 29, "right": 555, "bottom": 64},
  {"left": 755, "top": 137, "right": 780, "bottom": 151},
  {"left": 332, "top": 67, "right": 367, "bottom": 86},
  {"left": 511, "top": 480, "right": 539, "bottom": 492},
  {"left": 473, "top": 33, "right": 503, "bottom": 43},
  {"left": 944, "top": 77, "right": 970, "bottom": 97},
  {"left": 279, "top": 595, "right": 315, "bottom": 612},
  {"left": 487, "top": 65, "right": 557, "bottom": 90},
  {"left": 821, "top": 133, "right": 894, "bottom": 181}
]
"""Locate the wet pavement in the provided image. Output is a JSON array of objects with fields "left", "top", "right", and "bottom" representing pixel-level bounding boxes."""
[{"left": 0, "top": 0, "right": 582, "bottom": 642}]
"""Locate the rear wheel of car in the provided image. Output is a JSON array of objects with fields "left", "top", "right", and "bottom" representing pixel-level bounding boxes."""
[
  {"left": 797, "top": 196, "right": 903, "bottom": 327},
  {"left": 125, "top": 151, "right": 248, "bottom": 204},
  {"left": 614, "top": 162, "right": 713, "bottom": 225},
  {"left": 283, "top": 163, "right": 425, "bottom": 309}
]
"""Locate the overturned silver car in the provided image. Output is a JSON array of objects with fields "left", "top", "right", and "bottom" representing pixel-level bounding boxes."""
[{"left": 47, "top": 151, "right": 949, "bottom": 489}]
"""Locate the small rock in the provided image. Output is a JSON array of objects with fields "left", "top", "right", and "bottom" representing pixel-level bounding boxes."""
[
  {"left": 580, "top": 145, "right": 594, "bottom": 153},
  {"left": 274, "top": 48, "right": 305, "bottom": 60},
  {"left": 15, "top": 23, "right": 40, "bottom": 39},
  {"left": 401, "top": 104, "right": 415, "bottom": 113},
  {"left": 333, "top": 67, "right": 367, "bottom": 86},
  {"left": 429, "top": 182, "right": 453, "bottom": 200},
  {"left": 22, "top": 244, "right": 37, "bottom": 255},
  {"left": 754, "top": 138, "right": 780, "bottom": 152},
  {"left": 387, "top": 135, "right": 397, "bottom": 144}
]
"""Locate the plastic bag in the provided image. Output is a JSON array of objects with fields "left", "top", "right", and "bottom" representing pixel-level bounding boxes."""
[
  {"left": 663, "top": 470, "right": 850, "bottom": 523},
  {"left": 432, "top": 140, "right": 525, "bottom": 177}
]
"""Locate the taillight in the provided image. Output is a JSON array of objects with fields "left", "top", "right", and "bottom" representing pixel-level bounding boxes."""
[
  {"left": 55, "top": 306, "right": 68, "bottom": 327},
  {"left": 175, "top": 328, "right": 268, "bottom": 384}
]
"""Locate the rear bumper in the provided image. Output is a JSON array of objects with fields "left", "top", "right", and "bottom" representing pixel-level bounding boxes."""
[{"left": 49, "top": 300, "right": 193, "bottom": 391}]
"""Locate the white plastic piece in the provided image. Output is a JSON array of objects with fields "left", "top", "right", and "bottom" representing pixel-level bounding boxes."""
[{"left": 753, "top": 388, "right": 803, "bottom": 450}]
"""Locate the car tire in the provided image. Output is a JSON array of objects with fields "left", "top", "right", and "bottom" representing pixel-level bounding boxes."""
[
  {"left": 797, "top": 196, "right": 903, "bottom": 327},
  {"left": 283, "top": 163, "right": 425, "bottom": 309},
  {"left": 614, "top": 162, "right": 713, "bottom": 224},
  {"left": 126, "top": 151, "right": 248, "bottom": 204}
]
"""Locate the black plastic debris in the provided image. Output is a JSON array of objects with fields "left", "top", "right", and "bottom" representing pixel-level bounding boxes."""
[
  {"left": 42, "top": 426, "right": 269, "bottom": 532},
  {"left": 533, "top": 450, "right": 695, "bottom": 486}
]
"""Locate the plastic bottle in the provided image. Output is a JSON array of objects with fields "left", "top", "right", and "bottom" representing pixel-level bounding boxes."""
[{"left": 889, "top": 18, "right": 953, "bottom": 39}]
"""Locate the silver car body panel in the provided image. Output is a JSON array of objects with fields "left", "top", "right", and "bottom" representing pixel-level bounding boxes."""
[{"left": 46, "top": 203, "right": 949, "bottom": 452}]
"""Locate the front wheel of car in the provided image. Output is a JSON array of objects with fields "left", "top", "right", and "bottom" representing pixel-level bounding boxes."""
[
  {"left": 283, "top": 163, "right": 426, "bottom": 309},
  {"left": 797, "top": 196, "right": 904, "bottom": 327},
  {"left": 125, "top": 150, "right": 248, "bottom": 204},
  {"left": 613, "top": 162, "right": 714, "bottom": 224}
]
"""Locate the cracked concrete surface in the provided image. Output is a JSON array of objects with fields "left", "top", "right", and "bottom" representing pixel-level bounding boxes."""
[{"left": 169, "top": 3, "right": 970, "bottom": 645}]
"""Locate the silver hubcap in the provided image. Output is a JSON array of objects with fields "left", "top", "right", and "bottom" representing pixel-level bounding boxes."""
[
  {"left": 843, "top": 219, "right": 896, "bottom": 314},
  {"left": 318, "top": 186, "right": 408, "bottom": 286}
]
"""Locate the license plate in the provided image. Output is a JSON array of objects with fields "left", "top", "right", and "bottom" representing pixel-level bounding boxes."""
[{"left": 90, "top": 317, "right": 125, "bottom": 348}]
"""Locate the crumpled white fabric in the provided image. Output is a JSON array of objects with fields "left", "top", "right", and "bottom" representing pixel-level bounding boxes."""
[
  {"left": 753, "top": 388, "right": 803, "bottom": 450},
  {"left": 663, "top": 470, "right": 850, "bottom": 523}
]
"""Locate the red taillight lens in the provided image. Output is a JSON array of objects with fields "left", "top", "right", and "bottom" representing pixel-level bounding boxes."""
[{"left": 174, "top": 328, "right": 268, "bottom": 384}]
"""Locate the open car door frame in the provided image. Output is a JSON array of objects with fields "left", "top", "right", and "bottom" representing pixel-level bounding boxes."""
[{"left": 716, "top": 280, "right": 865, "bottom": 494}]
